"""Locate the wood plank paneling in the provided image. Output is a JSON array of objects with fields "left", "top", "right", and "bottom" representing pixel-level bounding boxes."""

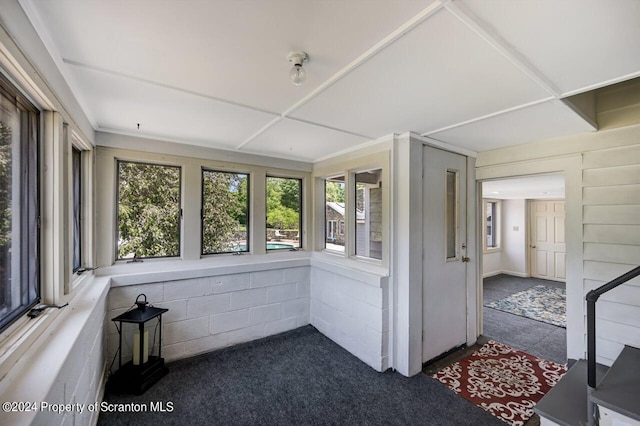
[
  {"left": 583, "top": 145, "right": 640, "bottom": 169},
  {"left": 596, "top": 319, "right": 640, "bottom": 348},
  {"left": 583, "top": 164, "right": 640, "bottom": 187},
  {"left": 597, "top": 301, "right": 640, "bottom": 328},
  {"left": 585, "top": 280, "right": 640, "bottom": 306},
  {"left": 584, "top": 205, "right": 640, "bottom": 225},
  {"left": 584, "top": 224, "right": 640, "bottom": 245},
  {"left": 584, "top": 243, "right": 640, "bottom": 266},
  {"left": 595, "top": 337, "right": 624, "bottom": 362},
  {"left": 584, "top": 261, "right": 640, "bottom": 286},
  {"left": 583, "top": 185, "right": 640, "bottom": 206}
]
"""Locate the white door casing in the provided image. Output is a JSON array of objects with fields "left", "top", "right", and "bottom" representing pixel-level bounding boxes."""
[
  {"left": 423, "top": 146, "right": 468, "bottom": 363},
  {"left": 530, "top": 200, "right": 566, "bottom": 282}
]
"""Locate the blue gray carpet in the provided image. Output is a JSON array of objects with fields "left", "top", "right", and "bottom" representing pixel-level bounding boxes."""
[
  {"left": 485, "top": 285, "right": 566, "bottom": 328},
  {"left": 99, "top": 325, "right": 502, "bottom": 425}
]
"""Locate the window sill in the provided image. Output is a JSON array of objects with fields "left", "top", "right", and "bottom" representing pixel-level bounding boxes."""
[
  {"left": 97, "top": 251, "right": 312, "bottom": 287},
  {"left": 483, "top": 247, "right": 502, "bottom": 254},
  {"left": 311, "top": 251, "right": 389, "bottom": 285}
]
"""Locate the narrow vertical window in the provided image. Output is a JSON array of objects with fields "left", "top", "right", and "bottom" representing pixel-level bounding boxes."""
[
  {"left": 354, "top": 169, "right": 383, "bottom": 260},
  {"left": 324, "top": 177, "right": 345, "bottom": 253},
  {"left": 446, "top": 170, "right": 458, "bottom": 259},
  {"left": 72, "top": 147, "right": 81, "bottom": 272},
  {"left": 0, "top": 76, "right": 39, "bottom": 331},
  {"left": 484, "top": 200, "right": 500, "bottom": 250},
  {"left": 201, "top": 170, "right": 249, "bottom": 254},
  {"left": 266, "top": 176, "right": 301, "bottom": 250},
  {"left": 117, "top": 161, "right": 181, "bottom": 259}
]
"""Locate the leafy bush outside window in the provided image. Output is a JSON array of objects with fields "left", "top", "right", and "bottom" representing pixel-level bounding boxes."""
[
  {"left": 117, "top": 161, "right": 181, "bottom": 259},
  {"left": 201, "top": 170, "right": 249, "bottom": 254},
  {"left": 266, "top": 177, "right": 301, "bottom": 250}
]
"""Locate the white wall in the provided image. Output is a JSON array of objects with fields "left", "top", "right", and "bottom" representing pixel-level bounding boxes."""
[
  {"left": 501, "top": 199, "right": 528, "bottom": 277},
  {"left": 477, "top": 123, "right": 640, "bottom": 365},
  {"left": 0, "top": 277, "right": 109, "bottom": 426},
  {"left": 482, "top": 199, "right": 528, "bottom": 278},
  {"left": 483, "top": 251, "right": 502, "bottom": 277}
]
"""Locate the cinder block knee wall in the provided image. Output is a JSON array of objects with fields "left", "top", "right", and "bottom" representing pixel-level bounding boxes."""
[{"left": 105, "top": 257, "right": 389, "bottom": 373}]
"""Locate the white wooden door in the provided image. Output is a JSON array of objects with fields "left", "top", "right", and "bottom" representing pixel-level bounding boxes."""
[
  {"left": 423, "top": 146, "right": 468, "bottom": 363},
  {"left": 530, "top": 200, "right": 566, "bottom": 282}
]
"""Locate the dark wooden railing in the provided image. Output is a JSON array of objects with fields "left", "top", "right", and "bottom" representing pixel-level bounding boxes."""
[{"left": 585, "top": 265, "right": 640, "bottom": 388}]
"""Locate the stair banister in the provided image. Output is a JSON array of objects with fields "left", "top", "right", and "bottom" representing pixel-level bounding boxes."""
[{"left": 585, "top": 265, "right": 640, "bottom": 425}]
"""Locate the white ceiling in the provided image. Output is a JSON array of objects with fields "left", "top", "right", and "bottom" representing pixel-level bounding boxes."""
[
  {"left": 20, "top": 0, "right": 640, "bottom": 162},
  {"left": 483, "top": 174, "right": 565, "bottom": 200}
]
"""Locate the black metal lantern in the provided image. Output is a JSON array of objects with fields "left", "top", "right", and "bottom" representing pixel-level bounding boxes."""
[{"left": 110, "top": 294, "right": 169, "bottom": 394}]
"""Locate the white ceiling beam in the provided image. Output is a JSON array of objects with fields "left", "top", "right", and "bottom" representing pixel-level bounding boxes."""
[
  {"left": 422, "top": 97, "right": 554, "bottom": 136},
  {"left": 444, "top": 1, "right": 562, "bottom": 99},
  {"left": 63, "top": 58, "right": 281, "bottom": 118},
  {"left": 236, "top": 0, "right": 447, "bottom": 150}
]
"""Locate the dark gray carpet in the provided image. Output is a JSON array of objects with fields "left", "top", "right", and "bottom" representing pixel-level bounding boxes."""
[
  {"left": 483, "top": 274, "right": 567, "bottom": 364},
  {"left": 99, "top": 326, "right": 502, "bottom": 426}
]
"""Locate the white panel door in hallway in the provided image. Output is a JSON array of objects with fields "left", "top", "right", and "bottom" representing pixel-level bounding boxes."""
[
  {"left": 422, "top": 146, "right": 468, "bottom": 363},
  {"left": 530, "top": 200, "right": 566, "bottom": 282}
]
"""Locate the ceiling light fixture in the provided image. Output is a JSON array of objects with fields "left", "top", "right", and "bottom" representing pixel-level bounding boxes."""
[{"left": 288, "top": 52, "right": 309, "bottom": 86}]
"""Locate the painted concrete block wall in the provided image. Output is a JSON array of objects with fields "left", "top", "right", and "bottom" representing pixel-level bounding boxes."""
[
  {"left": 309, "top": 262, "right": 389, "bottom": 372},
  {"left": 0, "top": 277, "right": 110, "bottom": 426},
  {"left": 106, "top": 266, "right": 310, "bottom": 364}
]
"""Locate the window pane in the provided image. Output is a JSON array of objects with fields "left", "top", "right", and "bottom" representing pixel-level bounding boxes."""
[
  {"left": 0, "top": 79, "right": 39, "bottom": 331},
  {"left": 266, "top": 177, "right": 301, "bottom": 250},
  {"left": 486, "top": 201, "right": 496, "bottom": 248},
  {"left": 355, "top": 169, "right": 382, "bottom": 260},
  {"left": 117, "top": 161, "right": 181, "bottom": 259},
  {"left": 325, "top": 177, "right": 345, "bottom": 252},
  {"left": 446, "top": 171, "right": 457, "bottom": 259},
  {"left": 202, "top": 170, "right": 249, "bottom": 254},
  {"left": 72, "top": 147, "right": 81, "bottom": 271}
]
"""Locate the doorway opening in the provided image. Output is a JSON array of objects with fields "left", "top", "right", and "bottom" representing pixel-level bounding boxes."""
[{"left": 480, "top": 174, "right": 567, "bottom": 364}]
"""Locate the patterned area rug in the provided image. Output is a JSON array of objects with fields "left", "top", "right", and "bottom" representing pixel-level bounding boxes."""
[
  {"left": 485, "top": 285, "right": 566, "bottom": 327},
  {"left": 433, "top": 341, "right": 567, "bottom": 426}
]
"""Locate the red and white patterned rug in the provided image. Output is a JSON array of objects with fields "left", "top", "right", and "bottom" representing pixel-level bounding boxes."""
[{"left": 432, "top": 341, "right": 567, "bottom": 426}]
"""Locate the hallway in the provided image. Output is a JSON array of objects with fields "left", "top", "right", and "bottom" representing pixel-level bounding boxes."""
[{"left": 483, "top": 274, "right": 567, "bottom": 364}]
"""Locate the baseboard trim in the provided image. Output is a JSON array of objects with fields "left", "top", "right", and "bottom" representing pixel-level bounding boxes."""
[
  {"left": 482, "top": 270, "right": 529, "bottom": 278},
  {"left": 500, "top": 270, "right": 529, "bottom": 278}
]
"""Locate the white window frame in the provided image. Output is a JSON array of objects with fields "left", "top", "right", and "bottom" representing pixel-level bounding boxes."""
[
  {"left": 115, "top": 159, "right": 183, "bottom": 261},
  {"left": 265, "top": 175, "right": 303, "bottom": 252},
  {"left": 315, "top": 151, "right": 389, "bottom": 267},
  {"left": 66, "top": 128, "right": 94, "bottom": 293},
  {"left": 483, "top": 199, "right": 501, "bottom": 253},
  {"left": 201, "top": 168, "right": 251, "bottom": 255}
]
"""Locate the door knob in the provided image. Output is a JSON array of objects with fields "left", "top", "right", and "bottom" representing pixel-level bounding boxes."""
[
  {"left": 462, "top": 256, "right": 470, "bottom": 262},
  {"left": 531, "top": 245, "right": 536, "bottom": 248}
]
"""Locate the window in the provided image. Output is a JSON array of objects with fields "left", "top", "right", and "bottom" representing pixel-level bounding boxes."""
[
  {"left": 117, "top": 161, "right": 181, "bottom": 259},
  {"left": 0, "top": 75, "right": 39, "bottom": 331},
  {"left": 446, "top": 171, "right": 458, "bottom": 259},
  {"left": 72, "top": 147, "right": 81, "bottom": 272},
  {"left": 485, "top": 200, "right": 500, "bottom": 250},
  {"left": 201, "top": 170, "right": 249, "bottom": 254},
  {"left": 354, "top": 169, "right": 383, "bottom": 260},
  {"left": 266, "top": 176, "right": 301, "bottom": 250},
  {"left": 324, "top": 176, "right": 345, "bottom": 253}
]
